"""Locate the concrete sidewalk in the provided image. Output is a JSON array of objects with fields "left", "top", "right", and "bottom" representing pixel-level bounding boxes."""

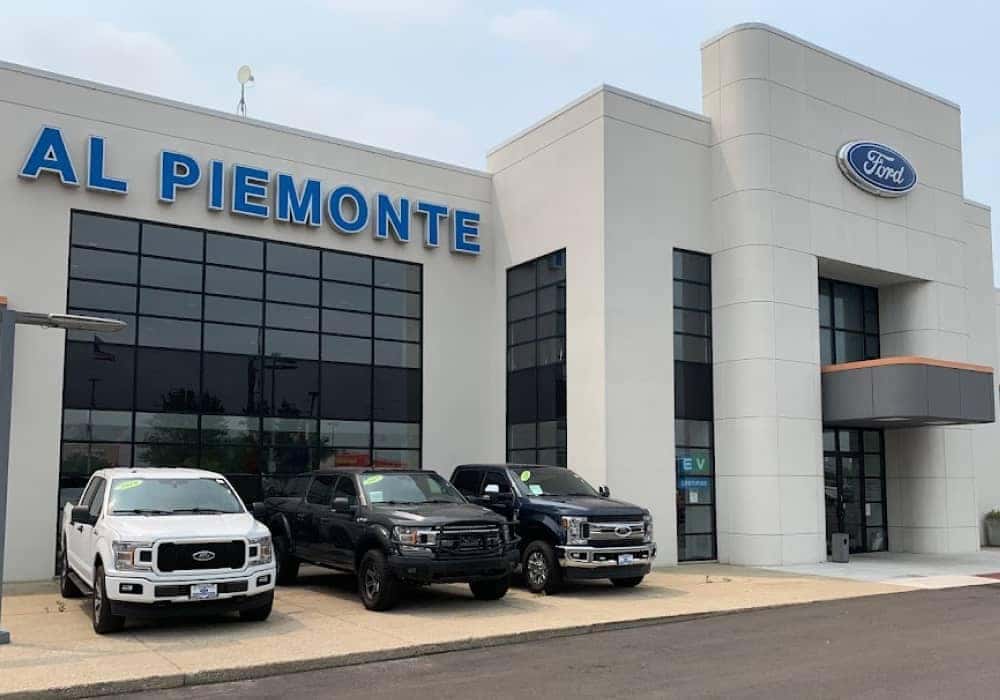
[{"left": 0, "top": 565, "right": 909, "bottom": 698}]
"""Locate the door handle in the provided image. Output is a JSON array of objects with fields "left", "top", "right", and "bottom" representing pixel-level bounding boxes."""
[{"left": 76, "top": 525, "right": 83, "bottom": 533}]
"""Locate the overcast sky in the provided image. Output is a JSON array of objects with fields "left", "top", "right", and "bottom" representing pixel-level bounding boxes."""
[{"left": 2, "top": 1, "right": 998, "bottom": 279}]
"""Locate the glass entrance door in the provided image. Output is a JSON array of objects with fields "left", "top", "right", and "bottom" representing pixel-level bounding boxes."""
[{"left": 823, "top": 429, "right": 887, "bottom": 553}]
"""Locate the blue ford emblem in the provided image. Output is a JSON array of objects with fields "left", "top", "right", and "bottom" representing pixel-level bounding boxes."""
[{"left": 837, "top": 141, "right": 917, "bottom": 197}]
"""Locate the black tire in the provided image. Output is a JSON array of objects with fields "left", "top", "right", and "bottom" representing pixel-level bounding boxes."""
[
  {"left": 239, "top": 592, "right": 274, "bottom": 622},
  {"left": 274, "top": 534, "right": 299, "bottom": 585},
  {"left": 469, "top": 576, "right": 510, "bottom": 601},
  {"left": 59, "top": 542, "right": 82, "bottom": 599},
  {"left": 611, "top": 576, "right": 644, "bottom": 588},
  {"left": 358, "top": 549, "right": 401, "bottom": 611},
  {"left": 92, "top": 564, "right": 125, "bottom": 634},
  {"left": 522, "top": 541, "right": 562, "bottom": 595}
]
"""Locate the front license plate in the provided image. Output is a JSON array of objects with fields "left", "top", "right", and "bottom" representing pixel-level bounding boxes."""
[
  {"left": 618, "top": 553, "right": 635, "bottom": 566},
  {"left": 190, "top": 583, "right": 218, "bottom": 600}
]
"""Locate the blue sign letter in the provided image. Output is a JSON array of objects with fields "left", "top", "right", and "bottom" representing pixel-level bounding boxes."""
[
  {"left": 19, "top": 126, "right": 79, "bottom": 186},
  {"left": 159, "top": 151, "right": 201, "bottom": 202},
  {"left": 276, "top": 174, "right": 322, "bottom": 226},
  {"left": 208, "top": 160, "right": 225, "bottom": 211},
  {"left": 327, "top": 186, "right": 369, "bottom": 234},
  {"left": 375, "top": 194, "right": 411, "bottom": 243},
  {"left": 86, "top": 136, "right": 128, "bottom": 194},
  {"left": 231, "top": 164, "right": 270, "bottom": 218},
  {"left": 415, "top": 201, "right": 448, "bottom": 248},
  {"left": 452, "top": 209, "right": 481, "bottom": 255}
]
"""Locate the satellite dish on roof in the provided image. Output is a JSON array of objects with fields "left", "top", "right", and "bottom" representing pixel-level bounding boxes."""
[{"left": 237, "top": 65, "right": 254, "bottom": 117}]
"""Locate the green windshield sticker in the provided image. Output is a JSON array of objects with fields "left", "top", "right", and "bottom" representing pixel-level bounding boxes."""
[
  {"left": 114, "top": 479, "right": 143, "bottom": 491},
  {"left": 529, "top": 484, "right": 544, "bottom": 495},
  {"left": 520, "top": 470, "right": 532, "bottom": 482},
  {"left": 363, "top": 475, "right": 384, "bottom": 486}
]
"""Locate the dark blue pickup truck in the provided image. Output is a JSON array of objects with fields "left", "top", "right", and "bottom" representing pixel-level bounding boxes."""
[{"left": 450, "top": 464, "right": 656, "bottom": 594}]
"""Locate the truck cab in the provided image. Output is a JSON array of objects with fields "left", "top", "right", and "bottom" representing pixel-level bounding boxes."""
[{"left": 451, "top": 464, "right": 656, "bottom": 594}]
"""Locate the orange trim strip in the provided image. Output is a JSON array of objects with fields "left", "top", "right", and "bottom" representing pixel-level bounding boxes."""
[
  {"left": 0, "top": 296, "right": 6, "bottom": 306},
  {"left": 822, "top": 356, "right": 994, "bottom": 375}
]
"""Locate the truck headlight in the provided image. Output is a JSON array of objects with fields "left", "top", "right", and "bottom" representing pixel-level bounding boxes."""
[
  {"left": 561, "top": 516, "right": 589, "bottom": 545},
  {"left": 112, "top": 541, "right": 153, "bottom": 571},
  {"left": 643, "top": 514, "right": 653, "bottom": 543},
  {"left": 393, "top": 526, "right": 438, "bottom": 547},
  {"left": 249, "top": 536, "right": 273, "bottom": 565}
]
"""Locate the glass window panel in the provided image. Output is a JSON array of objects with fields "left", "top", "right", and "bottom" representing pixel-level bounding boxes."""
[
  {"left": 374, "top": 316, "right": 419, "bottom": 342},
  {"left": 674, "top": 362, "right": 713, "bottom": 421},
  {"left": 200, "top": 415, "right": 260, "bottom": 444},
  {"left": 833, "top": 283, "right": 864, "bottom": 331},
  {"left": 676, "top": 448, "right": 713, "bottom": 476},
  {"left": 865, "top": 334, "right": 880, "bottom": 360},
  {"left": 261, "top": 359, "right": 319, "bottom": 417},
  {"left": 674, "top": 309, "right": 710, "bottom": 336},
  {"left": 676, "top": 419, "right": 712, "bottom": 448},
  {"left": 507, "top": 292, "right": 535, "bottom": 322},
  {"left": 674, "top": 335, "right": 711, "bottom": 363},
  {"left": 374, "top": 260, "right": 421, "bottom": 291},
  {"left": 863, "top": 286, "right": 878, "bottom": 313},
  {"left": 134, "top": 348, "right": 200, "bottom": 412},
  {"left": 141, "top": 256, "right": 202, "bottom": 291},
  {"left": 673, "top": 251, "right": 710, "bottom": 283},
  {"left": 508, "top": 318, "right": 535, "bottom": 345},
  {"left": 62, "top": 410, "right": 132, "bottom": 442},
  {"left": 507, "top": 369, "right": 537, "bottom": 424},
  {"left": 842, "top": 457, "right": 860, "bottom": 479},
  {"left": 67, "top": 309, "right": 135, "bottom": 345},
  {"left": 204, "top": 323, "right": 260, "bottom": 356},
  {"left": 824, "top": 455, "right": 837, "bottom": 480},
  {"left": 679, "top": 504, "right": 714, "bottom": 534},
  {"left": 537, "top": 285, "right": 565, "bottom": 314},
  {"left": 507, "top": 264, "right": 536, "bottom": 297},
  {"left": 373, "top": 367, "right": 420, "bottom": 422},
  {"left": 863, "top": 431, "right": 882, "bottom": 453},
  {"left": 536, "top": 448, "right": 567, "bottom": 467},
  {"left": 508, "top": 449, "right": 537, "bottom": 465},
  {"left": 374, "top": 340, "right": 420, "bottom": 368},
  {"left": 134, "top": 412, "right": 198, "bottom": 443},
  {"left": 204, "top": 296, "right": 262, "bottom": 325},
  {"left": 206, "top": 233, "right": 263, "bottom": 269},
  {"left": 819, "top": 280, "right": 832, "bottom": 327},
  {"left": 61, "top": 443, "right": 132, "bottom": 476},
  {"left": 206, "top": 265, "right": 262, "bottom": 298},
  {"left": 537, "top": 420, "right": 566, "bottom": 448},
  {"left": 267, "top": 241, "right": 319, "bottom": 276},
  {"left": 321, "top": 363, "right": 372, "bottom": 420},
  {"left": 508, "top": 343, "right": 535, "bottom": 372},
  {"left": 71, "top": 213, "right": 139, "bottom": 252},
  {"left": 536, "top": 363, "right": 566, "bottom": 421},
  {"left": 262, "top": 446, "right": 317, "bottom": 476},
  {"left": 322, "top": 335, "right": 371, "bottom": 364},
  {"left": 838, "top": 430, "right": 861, "bottom": 452},
  {"left": 537, "top": 337, "right": 565, "bottom": 366},
  {"left": 323, "top": 251, "right": 372, "bottom": 284},
  {"left": 820, "top": 329, "right": 834, "bottom": 365},
  {"left": 823, "top": 429, "right": 836, "bottom": 451},
  {"left": 374, "top": 288, "right": 420, "bottom": 318},
  {"left": 142, "top": 224, "right": 203, "bottom": 261},
  {"left": 325, "top": 309, "right": 371, "bottom": 337},
  {"left": 63, "top": 342, "right": 135, "bottom": 410},
  {"left": 536, "top": 312, "right": 565, "bottom": 339},
  {"left": 866, "top": 527, "right": 886, "bottom": 552},
  {"left": 508, "top": 423, "right": 536, "bottom": 450},
  {"left": 140, "top": 288, "right": 201, "bottom": 319},
  {"left": 673, "top": 280, "right": 710, "bottom": 310},
  {"left": 201, "top": 444, "right": 260, "bottom": 474},
  {"left": 317, "top": 448, "right": 371, "bottom": 469},
  {"left": 865, "top": 478, "right": 883, "bottom": 502},
  {"left": 864, "top": 453, "right": 883, "bottom": 477},
  {"left": 679, "top": 534, "right": 715, "bottom": 561},
  {"left": 373, "top": 422, "right": 420, "bottom": 448},
  {"left": 835, "top": 331, "right": 864, "bottom": 363},
  {"left": 373, "top": 449, "right": 420, "bottom": 469},
  {"left": 68, "top": 280, "right": 136, "bottom": 313},
  {"left": 866, "top": 503, "right": 884, "bottom": 527},
  {"left": 201, "top": 353, "right": 261, "bottom": 415},
  {"left": 134, "top": 443, "right": 198, "bottom": 468},
  {"left": 138, "top": 317, "right": 201, "bottom": 350},
  {"left": 537, "top": 251, "right": 566, "bottom": 286},
  {"left": 70, "top": 247, "right": 138, "bottom": 284},
  {"left": 677, "top": 476, "right": 713, "bottom": 504},
  {"left": 322, "top": 281, "right": 371, "bottom": 313},
  {"left": 267, "top": 273, "right": 318, "bottom": 305},
  {"left": 320, "top": 420, "right": 370, "bottom": 447},
  {"left": 266, "top": 329, "right": 319, "bottom": 360},
  {"left": 266, "top": 302, "right": 319, "bottom": 331},
  {"left": 864, "top": 311, "right": 878, "bottom": 334},
  {"left": 263, "top": 417, "right": 318, "bottom": 446}
]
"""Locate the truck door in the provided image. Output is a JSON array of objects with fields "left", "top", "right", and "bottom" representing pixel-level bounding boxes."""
[
  {"left": 299, "top": 474, "right": 337, "bottom": 562},
  {"left": 65, "top": 476, "right": 101, "bottom": 578},
  {"left": 78, "top": 477, "right": 107, "bottom": 584},
  {"left": 480, "top": 469, "right": 516, "bottom": 520},
  {"left": 326, "top": 475, "right": 362, "bottom": 569}
]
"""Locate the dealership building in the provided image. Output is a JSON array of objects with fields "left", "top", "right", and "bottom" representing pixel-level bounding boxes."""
[{"left": 1, "top": 23, "right": 998, "bottom": 582}]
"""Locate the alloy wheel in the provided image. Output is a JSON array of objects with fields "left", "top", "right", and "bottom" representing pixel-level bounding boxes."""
[
  {"left": 527, "top": 551, "right": 548, "bottom": 588},
  {"left": 364, "top": 563, "right": 381, "bottom": 600},
  {"left": 93, "top": 577, "right": 103, "bottom": 618}
]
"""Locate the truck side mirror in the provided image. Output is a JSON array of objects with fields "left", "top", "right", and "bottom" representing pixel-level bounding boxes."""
[
  {"left": 483, "top": 484, "right": 500, "bottom": 495},
  {"left": 332, "top": 496, "right": 353, "bottom": 513},
  {"left": 599, "top": 485, "right": 610, "bottom": 498},
  {"left": 70, "top": 505, "right": 93, "bottom": 526}
]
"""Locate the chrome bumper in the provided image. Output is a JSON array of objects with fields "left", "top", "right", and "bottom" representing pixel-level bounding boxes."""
[{"left": 557, "top": 543, "right": 656, "bottom": 568}]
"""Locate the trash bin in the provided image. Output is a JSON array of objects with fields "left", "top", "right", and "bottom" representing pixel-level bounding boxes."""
[{"left": 831, "top": 533, "right": 849, "bottom": 563}]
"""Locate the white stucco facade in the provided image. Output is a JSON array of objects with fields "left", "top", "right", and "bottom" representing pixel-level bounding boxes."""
[{"left": 1, "top": 23, "right": 998, "bottom": 581}]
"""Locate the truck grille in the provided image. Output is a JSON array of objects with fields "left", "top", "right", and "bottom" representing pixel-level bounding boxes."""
[
  {"left": 156, "top": 541, "right": 246, "bottom": 572},
  {"left": 437, "top": 524, "right": 503, "bottom": 558},
  {"left": 587, "top": 521, "right": 646, "bottom": 548}
]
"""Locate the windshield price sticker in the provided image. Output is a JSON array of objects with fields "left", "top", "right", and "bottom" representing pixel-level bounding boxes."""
[
  {"left": 369, "top": 490, "right": 384, "bottom": 503},
  {"left": 363, "top": 475, "right": 384, "bottom": 486},
  {"left": 529, "top": 484, "right": 544, "bottom": 495},
  {"left": 114, "top": 479, "right": 143, "bottom": 491},
  {"left": 520, "top": 470, "right": 532, "bottom": 482}
]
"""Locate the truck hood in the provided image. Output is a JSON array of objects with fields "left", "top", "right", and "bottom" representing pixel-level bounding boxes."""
[
  {"left": 521, "top": 495, "right": 647, "bottom": 518},
  {"left": 104, "top": 512, "right": 267, "bottom": 541},
  {"left": 370, "top": 501, "right": 505, "bottom": 527}
]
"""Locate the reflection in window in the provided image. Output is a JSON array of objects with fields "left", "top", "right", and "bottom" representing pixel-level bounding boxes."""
[{"left": 819, "top": 278, "right": 879, "bottom": 365}]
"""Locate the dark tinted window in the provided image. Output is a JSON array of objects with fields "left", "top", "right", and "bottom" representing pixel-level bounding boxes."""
[
  {"left": 321, "top": 364, "right": 372, "bottom": 419},
  {"left": 267, "top": 273, "right": 318, "bottom": 305},
  {"left": 138, "top": 317, "right": 201, "bottom": 350},
  {"left": 142, "top": 257, "right": 202, "bottom": 291},
  {"left": 71, "top": 213, "right": 139, "bottom": 252},
  {"left": 374, "top": 260, "right": 421, "bottom": 291},
  {"left": 204, "top": 296, "right": 262, "bottom": 325},
  {"left": 68, "top": 280, "right": 136, "bottom": 313},
  {"left": 204, "top": 323, "right": 260, "bottom": 355},
  {"left": 267, "top": 242, "right": 319, "bottom": 277},
  {"left": 201, "top": 353, "right": 260, "bottom": 415},
  {"left": 324, "top": 309, "right": 371, "bottom": 337},
  {"left": 140, "top": 288, "right": 201, "bottom": 319},
  {"left": 323, "top": 251, "right": 371, "bottom": 284},
  {"left": 820, "top": 278, "right": 879, "bottom": 364},
  {"left": 142, "top": 224, "right": 203, "bottom": 261},
  {"left": 63, "top": 342, "right": 135, "bottom": 410},
  {"left": 306, "top": 475, "right": 337, "bottom": 505},
  {"left": 206, "top": 234, "right": 263, "bottom": 269},
  {"left": 206, "top": 266, "right": 262, "bottom": 298},
  {"left": 452, "top": 469, "right": 482, "bottom": 496},
  {"left": 134, "top": 348, "right": 200, "bottom": 412},
  {"left": 70, "top": 247, "right": 137, "bottom": 284},
  {"left": 323, "top": 282, "right": 371, "bottom": 312},
  {"left": 373, "top": 367, "right": 420, "bottom": 422}
]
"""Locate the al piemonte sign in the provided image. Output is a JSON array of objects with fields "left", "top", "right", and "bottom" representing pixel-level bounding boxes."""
[{"left": 837, "top": 141, "right": 917, "bottom": 197}]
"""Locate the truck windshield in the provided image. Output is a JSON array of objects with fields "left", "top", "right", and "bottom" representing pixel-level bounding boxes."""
[
  {"left": 360, "top": 472, "right": 465, "bottom": 505},
  {"left": 509, "top": 467, "right": 599, "bottom": 497},
  {"left": 108, "top": 478, "right": 244, "bottom": 515}
]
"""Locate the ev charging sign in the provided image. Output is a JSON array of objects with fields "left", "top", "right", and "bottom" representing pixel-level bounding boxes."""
[{"left": 18, "top": 126, "right": 482, "bottom": 256}]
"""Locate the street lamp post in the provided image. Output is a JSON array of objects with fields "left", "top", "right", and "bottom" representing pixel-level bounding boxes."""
[{"left": 0, "top": 298, "right": 126, "bottom": 645}]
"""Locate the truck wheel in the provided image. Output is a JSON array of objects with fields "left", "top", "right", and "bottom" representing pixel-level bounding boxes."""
[
  {"left": 358, "top": 549, "right": 400, "bottom": 611},
  {"left": 611, "top": 576, "right": 644, "bottom": 588},
  {"left": 59, "top": 542, "right": 82, "bottom": 599},
  {"left": 274, "top": 535, "right": 299, "bottom": 585},
  {"left": 92, "top": 565, "right": 125, "bottom": 634},
  {"left": 523, "top": 541, "right": 562, "bottom": 595},
  {"left": 469, "top": 576, "right": 510, "bottom": 601},
  {"left": 239, "top": 592, "right": 274, "bottom": 622}
]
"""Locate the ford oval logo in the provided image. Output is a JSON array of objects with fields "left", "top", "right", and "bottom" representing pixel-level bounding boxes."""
[
  {"left": 192, "top": 550, "right": 216, "bottom": 562},
  {"left": 615, "top": 525, "right": 632, "bottom": 538},
  {"left": 837, "top": 141, "right": 917, "bottom": 197}
]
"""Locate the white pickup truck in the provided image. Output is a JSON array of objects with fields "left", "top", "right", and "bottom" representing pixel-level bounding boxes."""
[{"left": 60, "top": 468, "right": 276, "bottom": 634}]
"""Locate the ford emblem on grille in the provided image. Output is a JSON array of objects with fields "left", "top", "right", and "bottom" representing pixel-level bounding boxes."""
[
  {"left": 192, "top": 550, "right": 216, "bottom": 562},
  {"left": 615, "top": 525, "right": 632, "bottom": 538}
]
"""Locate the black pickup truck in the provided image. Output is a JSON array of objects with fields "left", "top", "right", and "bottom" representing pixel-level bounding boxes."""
[
  {"left": 253, "top": 468, "right": 519, "bottom": 610},
  {"left": 451, "top": 464, "right": 656, "bottom": 594}
]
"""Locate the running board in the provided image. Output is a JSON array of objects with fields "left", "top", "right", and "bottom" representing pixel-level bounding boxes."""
[{"left": 67, "top": 569, "right": 93, "bottom": 596}]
